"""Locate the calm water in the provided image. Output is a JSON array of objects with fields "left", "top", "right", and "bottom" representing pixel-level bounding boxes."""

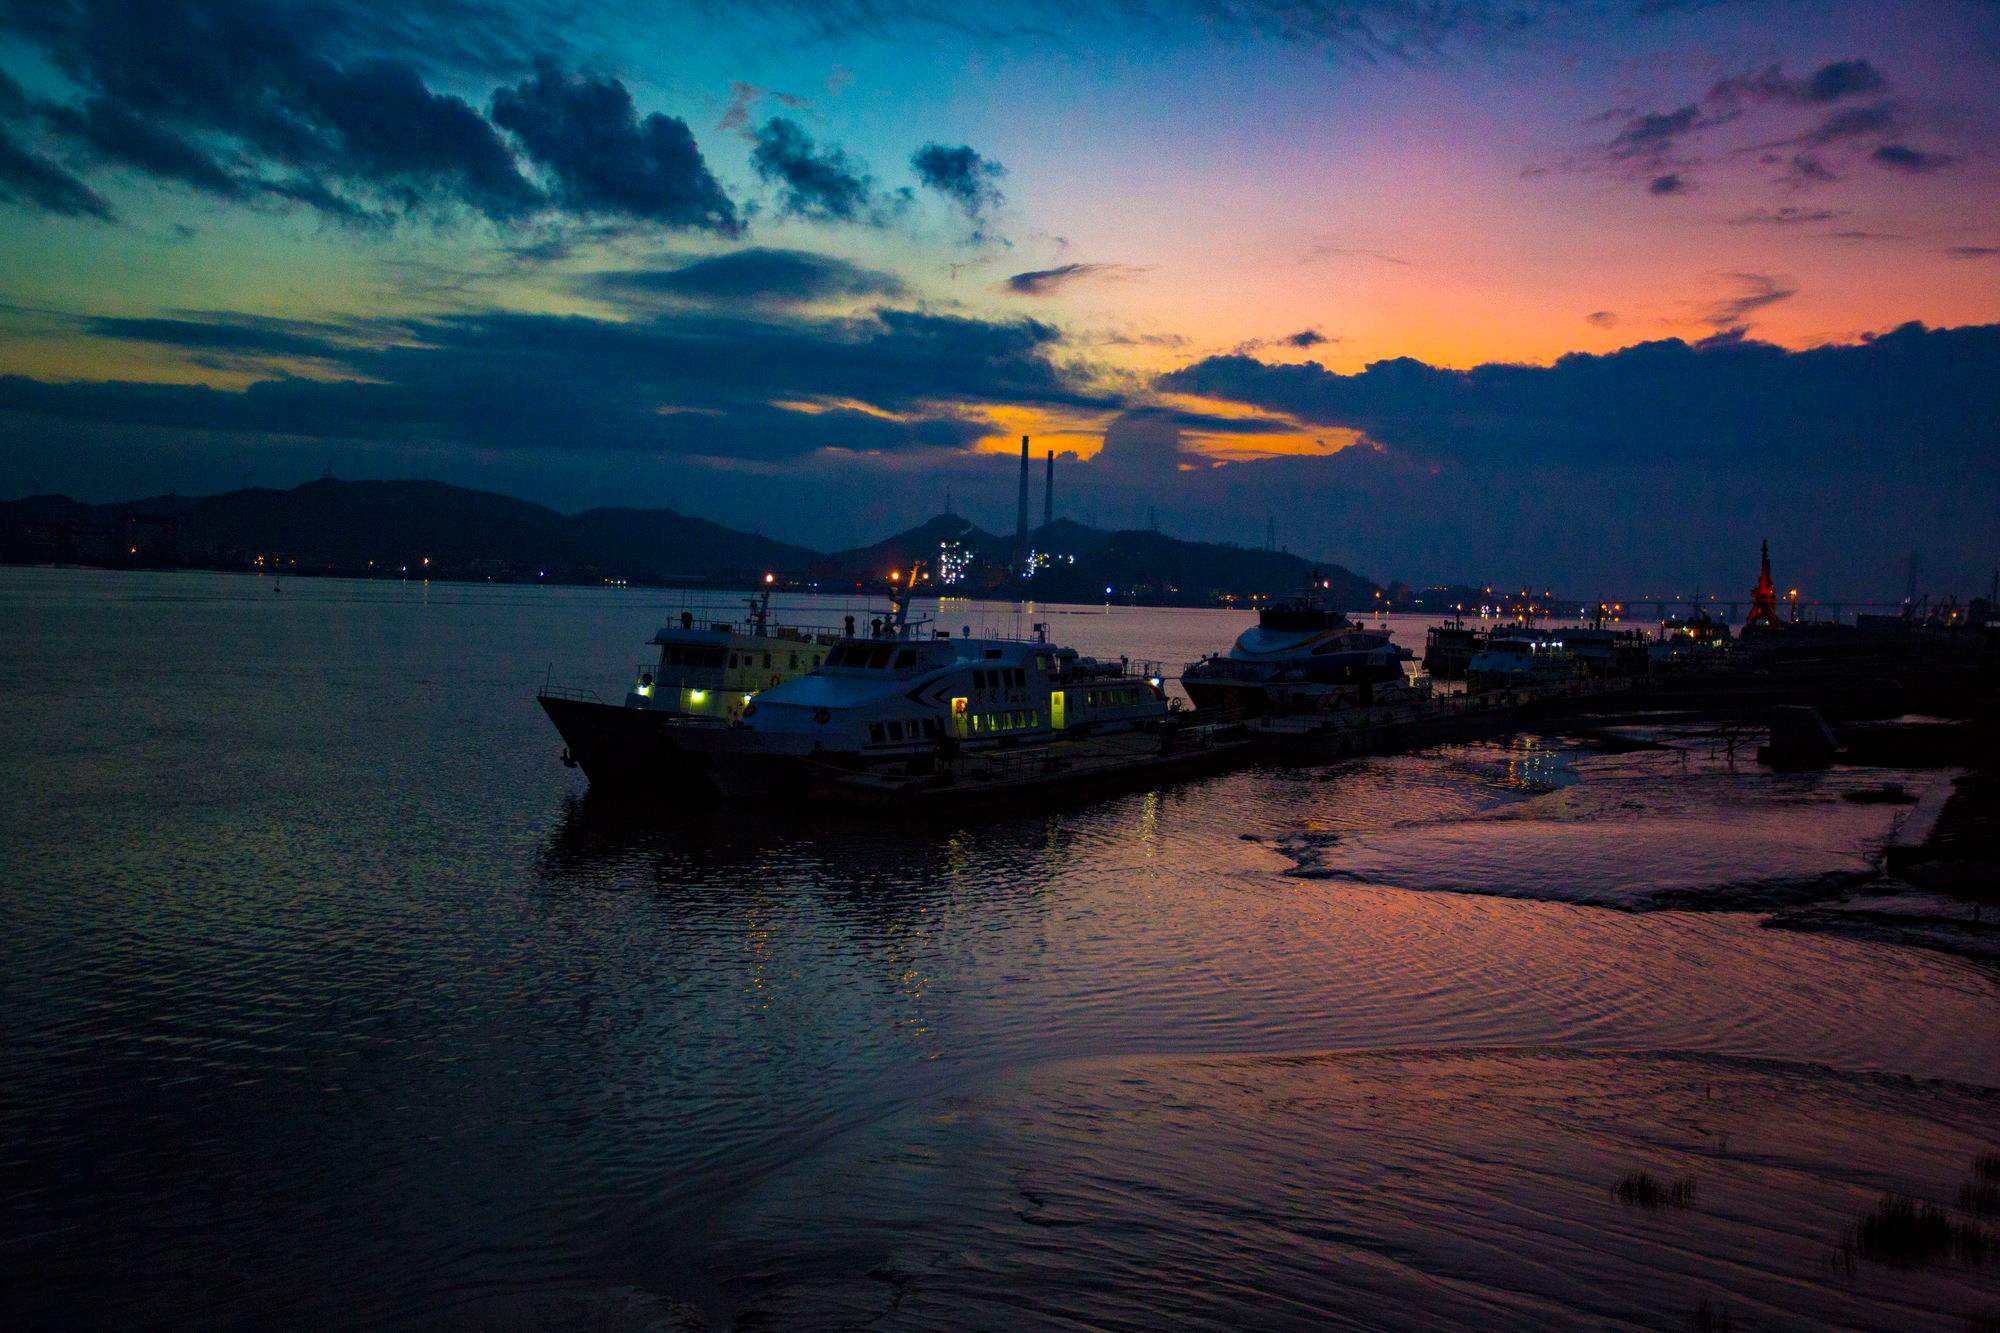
[{"left": 3, "top": 569, "right": 1995, "bottom": 1329}]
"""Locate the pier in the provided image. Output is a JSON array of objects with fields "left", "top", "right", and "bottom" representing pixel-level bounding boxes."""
[{"left": 817, "top": 629, "right": 1994, "bottom": 813}]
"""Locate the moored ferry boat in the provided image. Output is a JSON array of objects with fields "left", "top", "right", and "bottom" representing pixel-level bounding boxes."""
[
  {"left": 1466, "top": 623, "right": 1577, "bottom": 687},
  {"left": 1423, "top": 619, "right": 1479, "bottom": 680},
  {"left": 538, "top": 590, "right": 854, "bottom": 789},
  {"left": 675, "top": 591, "right": 1172, "bottom": 798},
  {"left": 1649, "top": 600, "right": 1734, "bottom": 667},
  {"left": 1181, "top": 586, "right": 1422, "bottom": 717},
  {"left": 1564, "top": 624, "right": 1651, "bottom": 677}
]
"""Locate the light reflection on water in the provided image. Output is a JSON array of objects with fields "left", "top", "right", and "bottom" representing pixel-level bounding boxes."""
[{"left": 2, "top": 570, "right": 1994, "bottom": 1328}]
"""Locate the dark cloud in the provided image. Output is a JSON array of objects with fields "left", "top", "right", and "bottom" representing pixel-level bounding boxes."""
[
  {"left": 1303, "top": 245, "right": 1409, "bottom": 265},
  {"left": 1606, "top": 105, "right": 1704, "bottom": 164},
  {"left": 3, "top": 0, "right": 540, "bottom": 221},
  {"left": 1228, "top": 328, "right": 1334, "bottom": 356},
  {"left": 0, "top": 301, "right": 1111, "bottom": 462},
  {"left": 1585, "top": 311, "right": 1617, "bottom": 328},
  {"left": 41, "top": 96, "right": 241, "bottom": 197},
  {"left": 750, "top": 116, "right": 883, "bottom": 223},
  {"left": 1947, "top": 246, "right": 2000, "bottom": 260},
  {"left": 1157, "top": 321, "right": 1999, "bottom": 473},
  {"left": 1710, "top": 58, "right": 1885, "bottom": 106},
  {"left": 83, "top": 314, "right": 355, "bottom": 359},
  {"left": 0, "top": 65, "right": 28, "bottom": 120},
  {"left": 910, "top": 142, "right": 1004, "bottom": 238},
  {"left": 1701, "top": 272, "right": 1795, "bottom": 330},
  {"left": 491, "top": 60, "right": 739, "bottom": 231},
  {"left": 1780, "top": 152, "right": 1837, "bottom": 187},
  {"left": 0, "top": 124, "right": 115, "bottom": 219},
  {"left": 1647, "top": 172, "right": 1687, "bottom": 195},
  {"left": 587, "top": 248, "right": 905, "bottom": 307},
  {"left": 1801, "top": 58, "right": 1886, "bottom": 103},
  {"left": 1872, "top": 144, "right": 1956, "bottom": 173},
  {"left": 1003, "top": 262, "right": 1139, "bottom": 296},
  {"left": 1728, "top": 206, "right": 1839, "bottom": 226},
  {"left": 1802, "top": 102, "right": 1898, "bottom": 146}
]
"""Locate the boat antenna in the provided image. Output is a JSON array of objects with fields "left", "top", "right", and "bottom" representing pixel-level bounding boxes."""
[{"left": 890, "top": 560, "right": 928, "bottom": 639}]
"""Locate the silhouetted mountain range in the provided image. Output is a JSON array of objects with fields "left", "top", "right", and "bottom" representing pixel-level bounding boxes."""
[{"left": 0, "top": 478, "right": 1376, "bottom": 607}]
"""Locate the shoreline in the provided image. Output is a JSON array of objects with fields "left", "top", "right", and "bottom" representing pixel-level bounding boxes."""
[{"left": 1768, "top": 765, "right": 2000, "bottom": 967}]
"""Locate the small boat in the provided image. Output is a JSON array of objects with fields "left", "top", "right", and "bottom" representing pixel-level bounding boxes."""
[{"left": 1181, "top": 583, "right": 1423, "bottom": 717}]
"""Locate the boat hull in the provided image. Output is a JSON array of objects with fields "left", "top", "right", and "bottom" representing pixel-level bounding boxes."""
[
  {"left": 1183, "top": 674, "right": 1410, "bottom": 718},
  {"left": 537, "top": 694, "right": 721, "bottom": 793}
]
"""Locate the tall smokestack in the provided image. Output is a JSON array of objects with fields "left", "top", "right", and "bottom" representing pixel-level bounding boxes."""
[
  {"left": 1015, "top": 435, "right": 1031, "bottom": 572},
  {"left": 1044, "top": 450, "right": 1054, "bottom": 530}
]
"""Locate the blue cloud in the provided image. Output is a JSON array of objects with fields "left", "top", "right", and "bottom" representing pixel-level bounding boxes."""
[
  {"left": 491, "top": 60, "right": 739, "bottom": 232},
  {"left": 750, "top": 117, "right": 887, "bottom": 224},
  {"left": 588, "top": 248, "right": 905, "bottom": 307}
]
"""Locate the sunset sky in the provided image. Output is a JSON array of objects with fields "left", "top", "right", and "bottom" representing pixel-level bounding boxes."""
[{"left": 2, "top": 0, "right": 1996, "bottom": 596}]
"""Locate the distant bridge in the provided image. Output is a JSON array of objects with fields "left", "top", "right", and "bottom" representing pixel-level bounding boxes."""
[{"left": 1579, "top": 598, "right": 1914, "bottom": 624}]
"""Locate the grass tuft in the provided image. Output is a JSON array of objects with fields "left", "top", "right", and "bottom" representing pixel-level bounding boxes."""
[
  {"left": 1853, "top": 1195, "right": 1991, "bottom": 1267},
  {"left": 1615, "top": 1171, "right": 1697, "bottom": 1209}
]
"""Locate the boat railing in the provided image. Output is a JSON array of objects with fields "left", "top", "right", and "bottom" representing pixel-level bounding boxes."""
[{"left": 538, "top": 682, "right": 605, "bottom": 703}]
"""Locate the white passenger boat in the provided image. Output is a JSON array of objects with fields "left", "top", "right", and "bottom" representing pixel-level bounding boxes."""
[
  {"left": 1467, "top": 623, "right": 1577, "bottom": 687},
  {"left": 1181, "top": 586, "right": 1422, "bottom": 717},
  {"left": 538, "top": 590, "right": 856, "bottom": 789},
  {"left": 674, "top": 585, "right": 1172, "bottom": 798}
]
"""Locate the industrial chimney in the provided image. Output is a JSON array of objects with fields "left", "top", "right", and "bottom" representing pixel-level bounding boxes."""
[
  {"left": 1014, "top": 435, "right": 1031, "bottom": 574},
  {"left": 1044, "top": 449, "right": 1054, "bottom": 531}
]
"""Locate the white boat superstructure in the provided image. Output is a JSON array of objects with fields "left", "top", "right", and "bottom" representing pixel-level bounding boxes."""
[
  {"left": 1467, "top": 623, "right": 1576, "bottom": 685},
  {"left": 1182, "top": 588, "right": 1422, "bottom": 716},
  {"left": 674, "top": 584, "right": 1172, "bottom": 796}
]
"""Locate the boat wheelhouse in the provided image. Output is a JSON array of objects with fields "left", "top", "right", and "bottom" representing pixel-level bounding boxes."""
[
  {"left": 1466, "top": 623, "right": 1576, "bottom": 687},
  {"left": 678, "top": 603, "right": 1171, "bottom": 796},
  {"left": 1182, "top": 587, "right": 1421, "bottom": 717},
  {"left": 1649, "top": 601, "right": 1734, "bottom": 667},
  {"left": 1422, "top": 619, "right": 1479, "bottom": 680},
  {"left": 539, "top": 590, "right": 872, "bottom": 789}
]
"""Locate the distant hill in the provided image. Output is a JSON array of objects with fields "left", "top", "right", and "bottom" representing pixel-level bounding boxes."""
[
  {"left": 0, "top": 478, "right": 1378, "bottom": 606},
  {"left": 0, "top": 478, "right": 811, "bottom": 583}
]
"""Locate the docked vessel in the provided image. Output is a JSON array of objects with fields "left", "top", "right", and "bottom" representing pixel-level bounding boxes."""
[
  {"left": 1649, "top": 600, "right": 1734, "bottom": 667},
  {"left": 538, "top": 590, "right": 851, "bottom": 790},
  {"left": 1563, "top": 624, "right": 1650, "bottom": 677},
  {"left": 1422, "top": 618, "right": 1479, "bottom": 680},
  {"left": 1466, "top": 623, "right": 1576, "bottom": 688},
  {"left": 674, "top": 589, "right": 1172, "bottom": 798},
  {"left": 1181, "top": 586, "right": 1422, "bottom": 717}
]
